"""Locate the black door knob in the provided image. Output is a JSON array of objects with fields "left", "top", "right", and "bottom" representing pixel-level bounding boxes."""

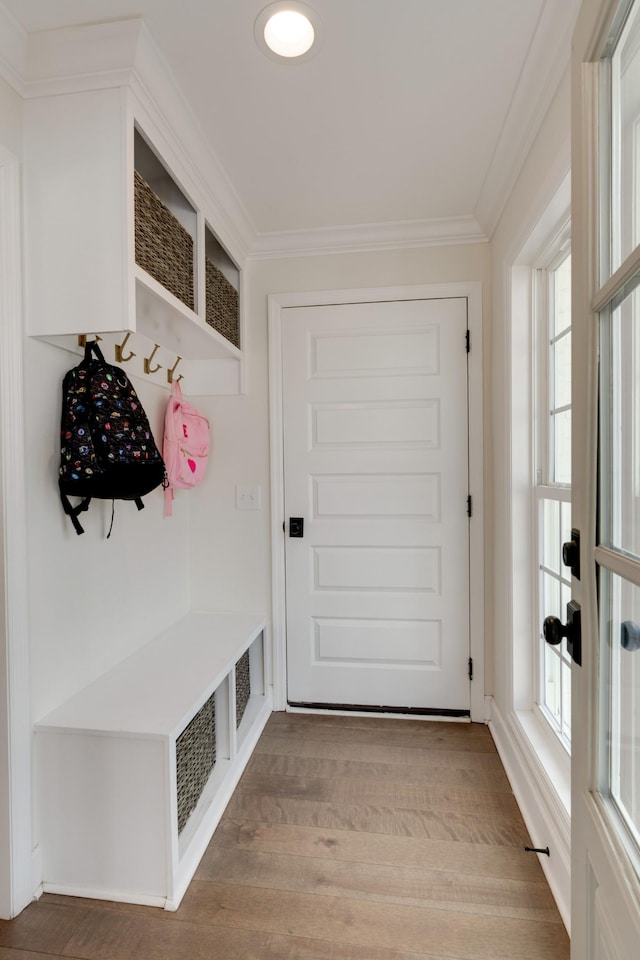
[
  {"left": 543, "top": 600, "right": 582, "bottom": 666},
  {"left": 562, "top": 540, "right": 577, "bottom": 568},
  {"left": 562, "top": 528, "right": 580, "bottom": 579},
  {"left": 543, "top": 616, "right": 566, "bottom": 646},
  {"left": 562, "top": 527, "right": 580, "bottom": 580}
]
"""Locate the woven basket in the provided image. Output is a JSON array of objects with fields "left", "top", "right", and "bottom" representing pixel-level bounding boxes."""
[
  {"left": 134, "top": 170, "right": 194, "bottom": 312},
  {"left": 175, "top": 691, "right": 216, "bottom": 835},
  {"left": 206, "top": 258, "right": 240, "bottom": 348},
  {"left": 235, "top": 650, "right": 251, "bottom": 728}
]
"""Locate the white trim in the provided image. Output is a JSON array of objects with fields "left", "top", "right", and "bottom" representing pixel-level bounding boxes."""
[
  {"left": 268, "top": 297, "right": 287, "bottom": 711},
  {"left": 268, "top": 282, "right": 485, "bottom": 722},
  {"left": 0, "top": 148, "right": 32, "bottom": 918},
  {"left": 40, "top": 884, "right": 167, "bottom": 910},
  {"left": 474, "top": 0, "right": 580, "bottom": 237},
  {"left": 250, "top": 216, "right": 487, "bottom": 260},
  {"left": 489, "top": 697, "right": 571, "bottom": 933},
  {"left": 286, "top": 705, "right": 472, "bottom": 723},
  {"left": 0, "top": 4, "right": 27, "bottom": 95}
]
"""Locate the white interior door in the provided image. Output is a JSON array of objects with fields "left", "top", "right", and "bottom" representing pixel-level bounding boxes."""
[
  {"left": 572, "top": 1, "right": 640, "bottom": 956},
  {"left": 282, "top": 297, "right": 470, "bottom": 714}
]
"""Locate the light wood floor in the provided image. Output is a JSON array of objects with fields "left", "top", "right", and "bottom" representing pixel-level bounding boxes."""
[{"left": 0, "top": 711, "right": 570, "bottom": 959}]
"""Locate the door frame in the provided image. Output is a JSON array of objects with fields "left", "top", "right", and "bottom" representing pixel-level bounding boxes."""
[
  {"left": 0, "top": 146, "right": 32, "bottom": 918},
  {"left": 571, "top": 0, "right": 640, "bottom": 954},
  {"left": 268, "top": 282, "right": 485, "bottom": 721}
]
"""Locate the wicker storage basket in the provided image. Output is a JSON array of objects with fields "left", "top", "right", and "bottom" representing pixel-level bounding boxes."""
[
  {"left": 175, "top": 691, "right": 216, "bottom": 835},
  {"left": 134, "top": 170, "right": 195, "bottom": 312},
  {"left": 235, "top": 650, "right": 251, "bottom": 728},
  {"left": 206, "top": 258, "right": 240, "bottom": 348}
]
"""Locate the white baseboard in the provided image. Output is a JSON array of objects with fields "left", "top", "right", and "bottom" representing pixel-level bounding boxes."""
[
  {"left": 41, "top": 882, "right": 167, "bottom": 909},
  {"left": 488, "top": 697, "right": 571, "bottom": 934}
]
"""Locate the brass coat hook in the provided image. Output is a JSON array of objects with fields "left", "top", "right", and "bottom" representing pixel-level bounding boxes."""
[
  {"left": 115, "top": 331, "right": 136, "bottom": 363},
  {"left": 77, "top": 334, "right": 102, "bottom": 347},
  {"left": 167, "top": 356, "right": 183, "bottom": 384},
  {"left": 143, "top": 343, "right": 162, "bottom": 375}
]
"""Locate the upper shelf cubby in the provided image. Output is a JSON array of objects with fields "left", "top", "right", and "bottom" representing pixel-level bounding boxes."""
[
  {"left": 24, "top": 85, "right": 244, "bottom": 382},
  {"left": 205, "top": 225, "right": 240, "bottom": 349},
  {"left": 134, "top": 129, "right": 197, "bottom": 315}
]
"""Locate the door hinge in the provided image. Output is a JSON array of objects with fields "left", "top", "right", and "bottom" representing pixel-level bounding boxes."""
[
  {"left": 468, "top": 657, "right": 473, "bottom": 681},
  {"left": 465, "top": 329, "right": 471, "bottom": 353},
  {"left": 467, "top": 494, "right": 472, "bottom": 518}
]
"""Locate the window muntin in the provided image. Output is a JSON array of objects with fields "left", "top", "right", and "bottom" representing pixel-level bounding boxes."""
[
  {"left": 596, "top": 0, "right": 640, "bottom": 875},
  {"left": 599, "top": 568, "right": 640, "bottom": 867},
  {"left": 611, "top": 0, "right": 640, "bottom": 273},
  {"left": 535, "top": 247, "right": 572, "bottom": 749},
  {"left": 549, "top": 254, "right": 572, "bottom": 485},
  {"left": 537, "top": 490, "right": 572, "bottom": 746},
  {"left": 600, "top": 279, "right": 640, "bottom": 561}
]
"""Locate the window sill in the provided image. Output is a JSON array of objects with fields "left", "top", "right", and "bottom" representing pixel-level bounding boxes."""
[{"left": 515, "top": 706, "right": 571, "bottom": 818}]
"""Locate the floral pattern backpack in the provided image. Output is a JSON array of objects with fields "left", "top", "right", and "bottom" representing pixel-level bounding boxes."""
[
  {"left": 59, "top": 340, "right": 166, "bottom": 535},
  {"left": 162, "top": 380, "right": 210, "bottom": 516}
]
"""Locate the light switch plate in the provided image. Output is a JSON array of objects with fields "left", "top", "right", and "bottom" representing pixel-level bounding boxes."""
[{"left": 236, "top": 484, "right": 261, "bottom": 510}]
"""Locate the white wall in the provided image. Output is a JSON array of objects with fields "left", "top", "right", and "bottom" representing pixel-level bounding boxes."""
[
  {"left": 490, "top": 66, "right": 571, "bottom": 718},
  {"left": 488, "top": 66, "right": 572, "bottom": 929},
  {"left": 25, "top": 337, "right": 191, "bottom": 721},
  {"left": 0, "top": 72, "right": 25, "bottom": 918},
  {"left": 189, "top": 242, "right": 493, "bottom": 685}
]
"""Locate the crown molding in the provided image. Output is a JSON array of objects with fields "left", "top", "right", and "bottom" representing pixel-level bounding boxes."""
[
  {"left": 23, "top": 18, "right": 142, "bottom": 97},
  {"left": 248, "top": 214, "right": 488, "bottom": 260},
  {"left": 474, "top": 0, "right": 581, "bottom": 239},
  {"left": 0, "top": 4, "right": 27, "bottom": 95}
]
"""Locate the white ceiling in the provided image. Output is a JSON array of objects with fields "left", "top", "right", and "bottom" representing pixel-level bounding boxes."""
[{"left": 1, "top": 0, "right": 579, "bottom": 252}]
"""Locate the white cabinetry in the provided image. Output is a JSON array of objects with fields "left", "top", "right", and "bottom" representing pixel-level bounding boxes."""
[
  {"left": 24, "top": 83, "right": 244, "bottom": 393},
  {"left": 35, "top": 612, "right": 270, "bottom": 909}
]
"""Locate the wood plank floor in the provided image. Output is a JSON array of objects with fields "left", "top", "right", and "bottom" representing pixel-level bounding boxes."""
[{"left": 0, "top": 712, "right": 570, "bottom": 959}]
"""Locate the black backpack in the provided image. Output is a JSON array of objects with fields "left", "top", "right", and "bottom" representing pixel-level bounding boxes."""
[{"left": 59, "top": 340, "right": 167, "bottom": 535}]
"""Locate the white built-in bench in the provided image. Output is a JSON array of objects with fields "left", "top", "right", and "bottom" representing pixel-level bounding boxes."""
[{"left": 35, "top": 611, "right": 271, "bottom": 910}]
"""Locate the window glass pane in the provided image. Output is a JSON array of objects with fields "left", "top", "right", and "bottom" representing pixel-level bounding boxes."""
[
  {"left": 561, "top": 659, "right": 572, "bottom": 741},
  {"left": 601, "top": 569, "right": 640, "bottom": 860},
  {"left": 553, "top": 409, "right": 572, "bottom": 484},
  {"left": 561, "top": 580, "right": 572, "bottom": 617},
  {"left": 611, "top": 2, "right": 640, "bottom": 272},
  {"left": 544, "top": 645, "right": 561, "bottom": 725},
  {"left": 601, "top": 280, "right": 640, "bottom": 559},
  {"left": 561, "top": 501, "right": 572, "bottom": 550},
  {"left": 543, "top": 499, "right": 560, "bottom": 573},
  {"left": 553, "top": 331, "right": 572, "bottom": 410},
  {"left": 543, "top": 571, "right": 561, "bottom": 620},
  {"left": 553, "top": 253, "right": 572, "bottom": 336}
]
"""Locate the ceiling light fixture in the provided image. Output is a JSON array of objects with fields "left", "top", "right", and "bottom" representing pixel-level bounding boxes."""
[{"left": 255, "top": 2, "right": 322, "bottom": 63}]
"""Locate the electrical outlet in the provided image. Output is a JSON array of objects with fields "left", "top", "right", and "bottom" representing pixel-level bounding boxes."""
[{"left": 236, "top": 484, "right": 261, "bottom": 510}]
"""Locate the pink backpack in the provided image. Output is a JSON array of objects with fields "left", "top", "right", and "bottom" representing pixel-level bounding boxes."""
[{"left": 162, "top": 380, "right": 210, "bottom": 516}]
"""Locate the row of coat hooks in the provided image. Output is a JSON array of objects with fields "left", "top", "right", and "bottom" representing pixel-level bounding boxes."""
[{"left": 77, "top": 333, "right": 184, "bottom": 384}]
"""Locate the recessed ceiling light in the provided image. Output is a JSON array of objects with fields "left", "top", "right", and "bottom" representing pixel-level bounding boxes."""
[{"left": 255, "top": 2, "right": 322, "bottom": 63}]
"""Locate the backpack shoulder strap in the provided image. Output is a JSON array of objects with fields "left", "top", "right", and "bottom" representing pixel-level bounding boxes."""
[
  {"left": 84, "top": 339, "right": 106, "bottom": 365},
  {"left": 60, "top": 493, "right": 91, "bottom": 536}
]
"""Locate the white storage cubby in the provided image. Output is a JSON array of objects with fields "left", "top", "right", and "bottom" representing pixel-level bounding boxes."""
[
  {"left": 35, "top": 612, "right": 271, "bottom": 910},
  {"left": 23, "top": 84, "right": 244, "bottom": 394}
]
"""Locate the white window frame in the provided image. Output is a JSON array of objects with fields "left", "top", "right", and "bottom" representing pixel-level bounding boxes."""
[{"left": 532, "top": 231, "right": 573, "bottom": 751}]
